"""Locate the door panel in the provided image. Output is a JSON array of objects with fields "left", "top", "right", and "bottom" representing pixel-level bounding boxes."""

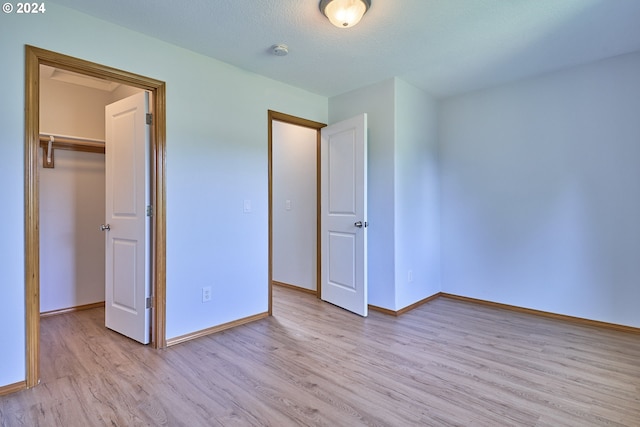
[
  {"left": 328, "top": 131, "right": 356, "bottom": 213},
  {"left": 321, "top": 114, "right": 367, "bottom": 316},
  {"left": 104, "top": 91, "right": 151, "bottom": 344},
  {"left": 112, "top": 239, "right": 138, "bottom": 312},
  {"left": 328, "top": 232, "right": 356, "bottom": 290}
]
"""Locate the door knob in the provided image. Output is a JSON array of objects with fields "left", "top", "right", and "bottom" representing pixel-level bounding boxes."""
[
  {"left": 355, "top": 221, "right": 363, "bottom": 228},
  {"left": 99, "top": 224, "right": 111, "bottom": 231}
]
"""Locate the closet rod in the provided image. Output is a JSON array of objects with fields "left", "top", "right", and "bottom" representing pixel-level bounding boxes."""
[
  {"left": 39, "top": 134, "right": 105, "bottom": 150},
  {"left": 39, "top": 134, "right": 105, "bottom": 168}
]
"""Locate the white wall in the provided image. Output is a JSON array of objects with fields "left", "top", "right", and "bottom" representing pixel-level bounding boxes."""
[
  {"left": 0, "top": 2, "right": 327, "bottom": 387},
  {"left": 330, "top": 79, "right": 396, "bottom": 308},
  {"left": 394, "top": 79, "right": 440, "bottom": 309},
  {"left": 440, "top": 52, "right": 640, "bottom": 327},
  {"left": 110, "top": 84, "right": 146, "bottom": 103},
  {"left": 39, "top": 77, "right": 110, "bottom": 313},
  {"left": 40, "top": 75, "right": 111, "bottom": 140},
  {"left": 272, "top": 121, "right": 317, "bottom": 291},
  {"left": 39, "top": 149, "right": 106, "bottom": 313}
]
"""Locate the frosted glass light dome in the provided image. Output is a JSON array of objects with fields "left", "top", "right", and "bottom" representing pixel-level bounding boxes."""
[{"left": 320, "top": 0, "right": 371, "bottom": 28}]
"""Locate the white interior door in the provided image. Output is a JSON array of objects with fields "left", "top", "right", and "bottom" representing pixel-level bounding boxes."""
[
  {"left": 104, "top": 91, "right": 151, "bottom": 344},
  {"left": 320, "top": 114, "right": 368, "bottom": 316}
]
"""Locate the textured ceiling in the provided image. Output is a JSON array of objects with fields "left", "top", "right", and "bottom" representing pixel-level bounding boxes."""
[{"left": 52, "top": 0, "right": 640, "bottom": 98}]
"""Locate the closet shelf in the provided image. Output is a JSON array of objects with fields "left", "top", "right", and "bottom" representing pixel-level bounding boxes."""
[{"left": 39, "top": 134, "right": 105, "bottom": 168}]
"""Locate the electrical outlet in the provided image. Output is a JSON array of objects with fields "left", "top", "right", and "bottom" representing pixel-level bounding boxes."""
[
  {"left": 202, "top": 286, "right": 212, "bottom": 302},
  {"left": 408, "top": 270, "right": 414, "bottom": 283}
]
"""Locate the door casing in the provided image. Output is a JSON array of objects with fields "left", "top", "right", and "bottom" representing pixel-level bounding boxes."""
[
  {"left": 24, "top": 45, "right": 167, "bottom": 388},
  {"left": 267, "top": 110, "right": 325, "bottom": 314}
]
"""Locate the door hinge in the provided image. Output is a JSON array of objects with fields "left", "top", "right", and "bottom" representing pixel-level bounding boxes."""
[
  {"left": 146, "top": 205, "right": 153, "bottom": 217},
  {"left": 146, "top": 113, "right": 153, "bottom": 125},
  {"left": 146, "top": 297, "right": 152, "bottom": 309}
]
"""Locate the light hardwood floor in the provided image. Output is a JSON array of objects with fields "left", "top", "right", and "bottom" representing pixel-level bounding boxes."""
[{"left": 1, "top": 286, "right": 639, "bottom": 426}]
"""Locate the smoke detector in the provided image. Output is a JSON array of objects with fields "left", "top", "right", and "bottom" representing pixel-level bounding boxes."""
[{"left": 271, "top": 44, "right": 289, "bottom": 56}]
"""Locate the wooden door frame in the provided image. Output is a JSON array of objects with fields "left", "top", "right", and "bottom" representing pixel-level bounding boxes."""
[
  {"left": 25, "top": 45, "right": 167, "bottom": 388},
  {"left": 267, "top": 110, "right": 326, "bottom": 314}
]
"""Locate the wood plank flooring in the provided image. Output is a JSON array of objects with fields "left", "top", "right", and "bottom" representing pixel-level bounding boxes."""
[{"left": 1, "top": 286, "right": 639, "bottom": 426}]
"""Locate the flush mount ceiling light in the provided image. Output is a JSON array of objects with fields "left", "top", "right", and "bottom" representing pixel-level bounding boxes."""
[{"left": 319, "top": 0, "right": 371, "bottom": 28}]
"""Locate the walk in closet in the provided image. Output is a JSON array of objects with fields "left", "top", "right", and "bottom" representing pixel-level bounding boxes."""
[{"left": 39, "top": 65, "right": 142, "bottom": 315}]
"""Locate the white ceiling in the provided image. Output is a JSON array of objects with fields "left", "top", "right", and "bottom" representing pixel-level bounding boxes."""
[
  {"left": 53, "top": 0, "right": 640, "bottom": 98},
  {"left": 41, "top": 64, "right": 122, "bottom": 92}
]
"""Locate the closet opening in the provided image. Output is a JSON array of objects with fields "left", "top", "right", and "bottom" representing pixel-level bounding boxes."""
[
  {"left": 39, "top": 65, "right": 144, "bottom": 319},
  {"left": 25, "top": 45, "right": 167, "bottom": 388}
]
